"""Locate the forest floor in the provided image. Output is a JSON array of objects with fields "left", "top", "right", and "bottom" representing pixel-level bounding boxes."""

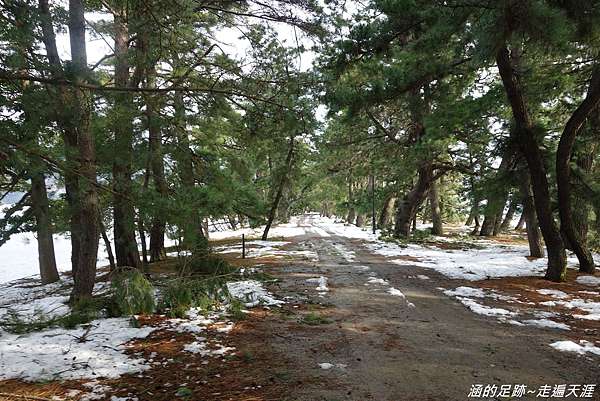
[{"left": 1, "top": 214, "right": 599, "bottom": 401}]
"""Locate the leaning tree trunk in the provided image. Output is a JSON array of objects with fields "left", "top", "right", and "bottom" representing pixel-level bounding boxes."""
[
  {"left": 515, "top": 212, "right": 526, "bottom": 231},
  {"left": 112, "top": 13, "right": 140, "bottom": 269},
  {"left": 395, "top": 163, "right": 434, "bottom": 237},
  {"left": 99, "top": 218, "right": 116, "bottom": 271},
  {"left": 555, "top": 65, "right": 600, "bottom": 274},
  {"left": 499, "top": 197, "right": 518, "bottom": 232},
  {"left": 31, "top": 171, "right": 59, "bottom": 284},
  {"left": 262, "top": 136, "right": 295, "bottom": 240},
  {"left": 69, "top": 0, "right": 100, "bottom": 300},
  {"left": 496, "top": 45, "right": 566, "bottom": 281},
  {"left": 429, "top": 179, "right": 443, "bottom": 235},
  {"left": 465, "top": 200, "right": 479, "bottom": 226},
  {"left": 519, "top": 171, "right": 544, "bottom": 258}
]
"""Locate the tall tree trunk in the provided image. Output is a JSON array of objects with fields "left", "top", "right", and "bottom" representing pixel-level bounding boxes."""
[
  {"left": 555, "top": 65, "right": 600, "bottom": 274},
  {"left": 496, "top": 45, "right": 566, "bottom": 281},
  {"left": 112, "top": 12, "right": 140, "bottom": 268},
  {"left": 31, "top": 171, "right": 59, "bottom": 284},
  {"left": 68, "top": 0, "right": 100, "bottom": 300},
  {"left": 429, "top": 179, "right": 443, "bottom": 235},
  {"left": 262, "top": 136, "right": 295, "bottom": 240},
  {"left": 145, "top": 65, "right": 168, "bottom": 262},
  {"left": 37, "top": 0, "right": 82, "bottom": 280},
  {"left": 394, "top": 90, "right": 433, "bottom": 237},
  {"left": 173, "top": 91, "right": 207, "bottom": 254},
  {"left": 572, "top": 147, "right": 595, "bottom": 242},
  {"left": 519, "top": 171, "right": 544, "bottom": 258},
  {"left": 499, "top": 197, "right": 518, "bottom": 232}
]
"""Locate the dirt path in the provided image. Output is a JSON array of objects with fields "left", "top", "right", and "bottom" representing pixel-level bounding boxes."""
[{"left": 241, "top": 215, "right": 599, "bottom": 401}]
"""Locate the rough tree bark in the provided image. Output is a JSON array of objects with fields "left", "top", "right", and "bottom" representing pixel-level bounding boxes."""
[
  {"left": 555, "top": 65, "right": 600, "bottom": 274},
  {"left": 496, "top": 44, "right": 566, "bottom": 281},
  {"left": 68, "top": 0, "right": 100, "bottom": 300},
  {"left": 112, "top": 11, "right": 140, "bottom": 268},
  {"left": 395, "top": 163, "right": 434, "bottom": 237},
  {"left": 30, "top": 171, "right": 59, "bottom": 284},
  {"left": 394, "top": 91, "right": 434, "bottom": 237}
]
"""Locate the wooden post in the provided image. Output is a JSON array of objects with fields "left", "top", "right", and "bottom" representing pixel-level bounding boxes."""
[{"left": 242, "top": 234, "right": 246, "bottom": 259}]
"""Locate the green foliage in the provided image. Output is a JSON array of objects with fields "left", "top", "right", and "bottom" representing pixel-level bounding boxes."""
[
  {"left": 111, "top": 269, "right": 156, "bottom": 316},
  {"left": 159, "top": 276, "right": 229, "bottom": 318},
  {"left": 180, "top": 255, "right": 236, "bottom": 276},
  {"left": 300, "top": 312, "right": 332, "bottom": 325}
]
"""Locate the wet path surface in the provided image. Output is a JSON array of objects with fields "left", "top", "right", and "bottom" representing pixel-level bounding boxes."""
[{"left": 256, "top": 216, "right": 599, "bottom": 400}]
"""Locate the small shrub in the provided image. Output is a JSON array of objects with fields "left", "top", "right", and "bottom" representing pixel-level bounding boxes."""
[
  {"left": 112, "top": 269, "right": 155, "bottom": 316},
  {"left": 159, "top": 276, "right": 228, "bottom": 317},
  {"left": 182, "top": 255, "right": 236, "bottom": 276}
]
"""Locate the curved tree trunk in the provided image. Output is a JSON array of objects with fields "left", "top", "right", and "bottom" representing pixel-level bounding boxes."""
[
  {"left": 496, "top": 45, "right": 566, "bottom": 281},
  {"left": 555, "top": 66, "right": 600, "bottom": 274},
  {"left": 394, "top": 163, "right": 434, "bottom": 237}
]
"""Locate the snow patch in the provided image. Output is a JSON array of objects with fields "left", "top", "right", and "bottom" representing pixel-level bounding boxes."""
[
  {"left": 226, "top": 280, "right": 284, "bottom": 307},
  {"left": 0, "top": 318, "right": 155, "bottom": 381},
  {"left": 521, "top": 319, "right": 570, "bottom": 330},
  {"left": 576, "top": 275, "right": 600, "bottom": 286},
  {"left": 550, "top": 340, "right": 600, "bottom": 356},
  {"left": 307, "top": 276, "right": 329, "bottom": 292}
]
